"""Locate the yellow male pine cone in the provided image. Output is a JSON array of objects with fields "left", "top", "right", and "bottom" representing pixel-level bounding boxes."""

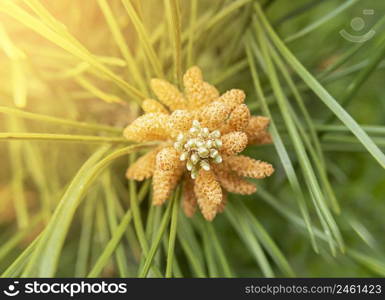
[{"left": 124, "top": 66, "right": 274, "bottom": 221}]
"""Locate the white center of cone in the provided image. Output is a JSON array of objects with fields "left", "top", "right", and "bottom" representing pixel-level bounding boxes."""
[{"left": 173, "top": 120, "right": 223, "bottom": 179}]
